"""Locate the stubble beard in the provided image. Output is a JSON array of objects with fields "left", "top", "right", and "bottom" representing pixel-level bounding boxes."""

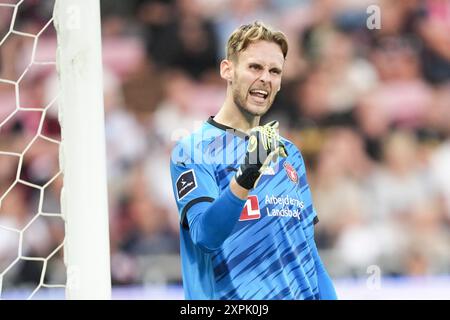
[{"left": 232, "top": 84, "right": 273, "bottom": 118}]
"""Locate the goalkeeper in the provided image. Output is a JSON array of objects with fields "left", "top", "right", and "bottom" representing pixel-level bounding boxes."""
[{"left": 170, "top": 21, "right": 337, "bottom": 300}]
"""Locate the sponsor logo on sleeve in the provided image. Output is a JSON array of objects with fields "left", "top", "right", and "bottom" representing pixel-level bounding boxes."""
[{"left": 176, "top": 169, "right": 197, "bottom": 200}]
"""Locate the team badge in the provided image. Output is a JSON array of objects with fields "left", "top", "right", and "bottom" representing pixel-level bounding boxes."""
[{"left": 283, "top": 162, "right": 298, "bottom": 184}]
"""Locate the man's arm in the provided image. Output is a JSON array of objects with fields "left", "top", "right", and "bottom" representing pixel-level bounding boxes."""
[
  {"left": 174, "top": 121, "right": 287, "bottom": 252},
  {"left": 187, "top": 121, "right": 287, "bottom": 251},
  {"left": 309, "top": 238, "right": 338, "bottom": 300},
  {"left": 230, "top": 177, "right": 250, "bottom": 199},
  {"left": 187, "top": 178, "right": 247, "bottom": 252}
]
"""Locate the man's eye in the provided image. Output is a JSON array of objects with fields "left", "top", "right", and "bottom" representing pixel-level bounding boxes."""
[
  {"left": 271, "top": 69, "right": 281, "bottom": 75},
  {"left": 250, "top": 64, "right": 261, "bottom": 70}
]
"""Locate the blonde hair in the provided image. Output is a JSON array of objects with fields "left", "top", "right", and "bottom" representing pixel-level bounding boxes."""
[{"left": 226, "top": 21, "right": 288, "bottom": 61}]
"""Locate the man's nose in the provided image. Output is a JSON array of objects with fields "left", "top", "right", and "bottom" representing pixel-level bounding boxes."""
[{"left": 259, "top": 69, "right": 271, "bottom": 83}]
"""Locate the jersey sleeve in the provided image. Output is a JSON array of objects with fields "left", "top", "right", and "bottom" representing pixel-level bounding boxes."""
[{"left": 170, "top": 141, "right": 220, "bottom": 229}]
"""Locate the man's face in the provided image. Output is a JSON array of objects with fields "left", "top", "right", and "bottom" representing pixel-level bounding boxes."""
[{"left": 229, "top": 41, "right": 285, "bottom": 117}]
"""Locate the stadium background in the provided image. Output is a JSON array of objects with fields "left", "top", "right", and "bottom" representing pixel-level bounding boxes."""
[{"left": 0, "top": 0, "right": 449, "bottom": 299}]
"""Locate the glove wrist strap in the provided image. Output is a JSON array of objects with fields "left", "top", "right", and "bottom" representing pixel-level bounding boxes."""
[{"left": 235, "top": 165, "right": 260, "bottom": 190}]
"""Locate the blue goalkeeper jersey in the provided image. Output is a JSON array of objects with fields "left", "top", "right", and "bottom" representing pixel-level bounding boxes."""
[{"left": 170, "top": 117, "right": 320, "bottom": 300}]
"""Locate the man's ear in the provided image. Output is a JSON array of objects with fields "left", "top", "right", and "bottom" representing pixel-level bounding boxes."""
[{"left": 220, "top": 59, "right": 233, "bottom": 83}]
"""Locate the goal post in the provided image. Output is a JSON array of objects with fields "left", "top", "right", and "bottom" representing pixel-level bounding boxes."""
[{"left": 54, "top": 0, "right": 111, "bottom": 299}]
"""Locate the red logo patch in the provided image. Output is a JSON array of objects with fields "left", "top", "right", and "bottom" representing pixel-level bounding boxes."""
[
  {"left": 239, "top": 195, "right": 261, "bottom": 221},
  {"left": 283, "top": 162, "right": 298, "bottom": 184}
]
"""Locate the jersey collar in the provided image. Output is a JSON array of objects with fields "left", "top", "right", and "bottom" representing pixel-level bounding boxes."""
[{"left": 207, "top": 116, "right": 249, "bottom": 140}]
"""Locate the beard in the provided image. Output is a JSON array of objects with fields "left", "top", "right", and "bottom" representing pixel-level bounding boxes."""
[{"left": 231, "top": 82, "right": 274, "bottom": 117}]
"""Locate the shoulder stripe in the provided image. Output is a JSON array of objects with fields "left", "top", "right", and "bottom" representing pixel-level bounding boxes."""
[{"left": 180, "top": 197, "right": 215, "bottom": 230}]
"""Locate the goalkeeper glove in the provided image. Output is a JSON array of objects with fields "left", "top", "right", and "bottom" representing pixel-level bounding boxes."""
[{"left": 235, "top": 120, "right": 288, "bottom": 190}]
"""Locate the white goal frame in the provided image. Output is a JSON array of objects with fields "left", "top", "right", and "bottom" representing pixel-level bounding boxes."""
[{"left": 54, "top": 0, "right": 111, "bottom": 299}]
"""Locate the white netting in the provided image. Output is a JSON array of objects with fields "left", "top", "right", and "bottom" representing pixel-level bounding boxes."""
[{"left": 0, "top": 0, "right": 65, "bottom": 299}]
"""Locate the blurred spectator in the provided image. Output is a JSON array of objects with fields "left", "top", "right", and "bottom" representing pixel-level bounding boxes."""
[
  {"left": 313, "top": 128, "right": 374, "bottom": 245},
  {"left": 121, "top": 164, "right": 179, "bottom": 255},
  {"left": 137, "top": 0, "right": 219, "bottom": 79},
  {"left": 430, "top": 137, "right": 450, "bottom": 219}
]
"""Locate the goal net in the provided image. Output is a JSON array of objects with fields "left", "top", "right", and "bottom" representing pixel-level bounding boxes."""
[{"left": 0, "top": 0, "right": 111, "bottom": 299}]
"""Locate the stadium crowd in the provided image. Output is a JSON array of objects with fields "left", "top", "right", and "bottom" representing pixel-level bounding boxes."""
[{"left": 0, "top": 0, "right": 449, "bottom": 289}]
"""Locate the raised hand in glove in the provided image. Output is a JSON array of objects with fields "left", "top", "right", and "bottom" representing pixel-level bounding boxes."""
[{"left": 235, "top": 121, "right": 288, "bottom": 190}]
